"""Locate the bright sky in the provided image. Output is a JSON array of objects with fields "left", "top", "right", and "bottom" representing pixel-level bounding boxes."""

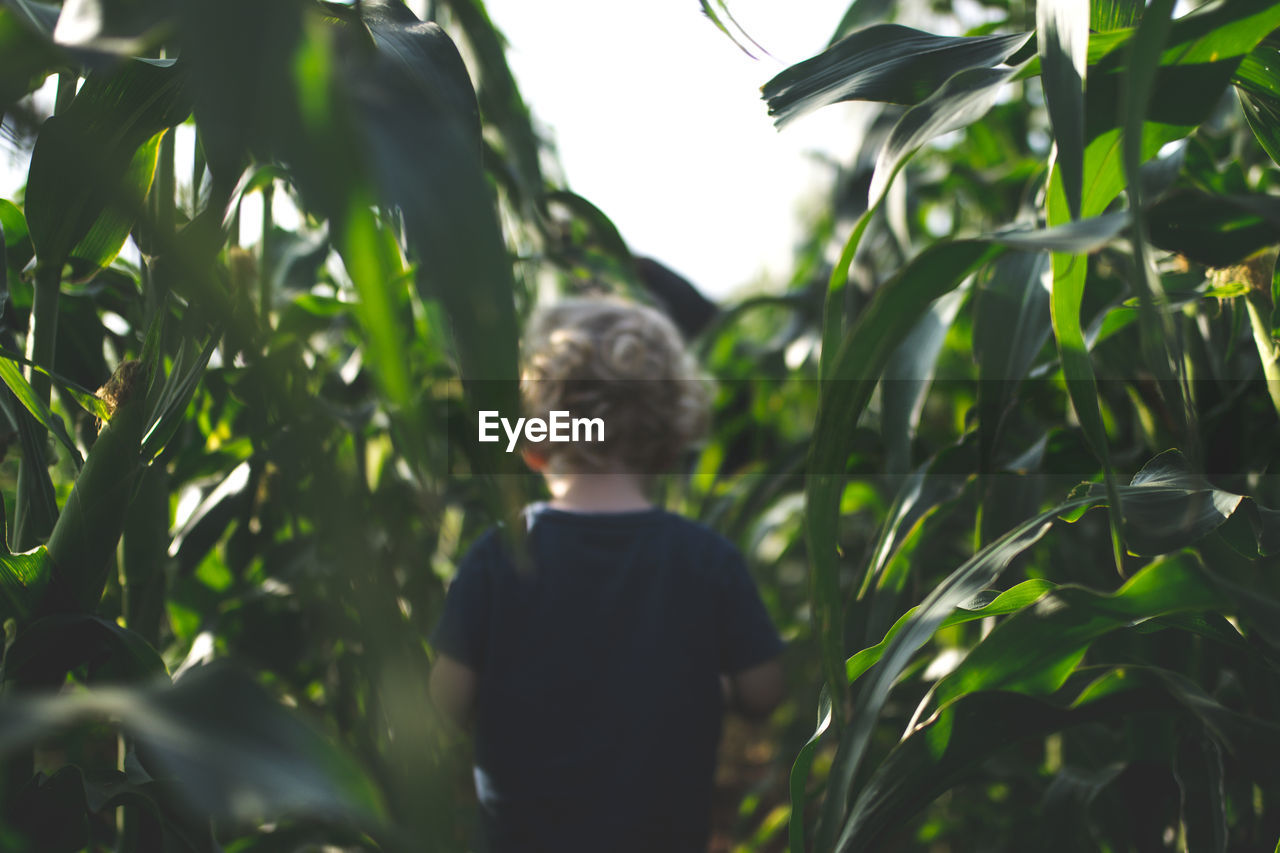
[{"left": 482, "top": 0, "right": 857, "bottom": 297}]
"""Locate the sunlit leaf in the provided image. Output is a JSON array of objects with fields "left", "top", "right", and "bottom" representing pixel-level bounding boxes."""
[{"left": 920, "top": 552, "right": 1227, "bottom": 717}]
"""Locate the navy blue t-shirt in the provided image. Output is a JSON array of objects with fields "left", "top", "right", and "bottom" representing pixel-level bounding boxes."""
[{"left": 430, "top": 505, "right": 784, "bottom": 853}]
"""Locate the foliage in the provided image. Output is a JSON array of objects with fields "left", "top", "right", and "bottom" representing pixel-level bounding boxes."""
[
  {"left": 733, "top": 0, "right": 1280, "bottom": 849},
  {"left": 0, "top": 0, "right": 1278, "bottom": 851}
]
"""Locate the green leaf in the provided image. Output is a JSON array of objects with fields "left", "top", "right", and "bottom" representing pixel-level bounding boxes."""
[
  {"left": 0, "top": 345, "right": 111, "bottom": 421},
  {"left": 0, "top": 546, "right": 53, "bottom": 624},
  {"left": 2, "top": 612, "right": 166, "bottom": 689},
  {"left": 788, "top": 687, "right": 833, "bottom": 853},
  {"left": 10, "top": 388, "right": 59, "bottom": 552},
  {"left": 178, "top": 0, "right": 303, "bottom": 185},
  {"left": 762, "top": 25, "right": 1029, "bottom": 128},
  {"left": 973, "top": 251, "right": 1052, "bottom": 468},
  {"left": 814, "top": 495, "right": 1061, "bottom": 850},
  {"left": 24, "top": 57, "right": 190, "bottom": 268},
  {"left": 0, "top": 352, "right": 83, "bottom": 467},
  {"left": 1147, "top": 189, "right": 1280, "bottom": 267},
  {"left": 920, "top": 552, "right": 1228, "bottom": 717},
  {"left": 868, "top": 64, "right": 1019, "bottom": 204},
  {"left": 0, "top": 198, "right": 28, "bottom": 246},
  {"left": 1037, "top": 0, "right": 1088, "bottom": 219},
  {"left": 811, "top": 450, "right": 1247, "bottom": 849},
  {"left": 881, "top": 287, "right": 965, "bottom": 474},
  {"left": 352, "top": 2, "right": 520, "bottom": 391},
  {"left": 807, "top": 213, "right": 1127, "bottom": 760},
  {"left": 834, "top": 665, "right": 1280, "bottom": 850},
  {"left": 845, "top": 578, "right": 1056, "bottom": 684},
  {"left": 436, "top": 0, "right": 544, "bottom": 213},
  {"left": 1236, "top": 35, "right": 1280, "bottom": 169},
  {"left": 0, "top": 663, "right": 387, "bottom": 828},
  {"left": 1092, "top": 0, "right": 1143, "bottom": 32},
  {"left": 1117, "top": 450, "right": 1243, "bottom": 554},
  {"left": 65, "top": 128, "right": 165, "bottom": 279},
  {"left": 140, "top": 334, "right": 219, "bottom": 461}
]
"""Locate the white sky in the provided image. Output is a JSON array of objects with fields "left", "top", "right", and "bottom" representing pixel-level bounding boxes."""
[{"left": 482, "top": 0, "right": 858, "bottom": 297}]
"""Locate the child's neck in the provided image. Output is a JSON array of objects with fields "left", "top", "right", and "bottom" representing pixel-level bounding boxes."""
[{"left": 544, "top": 471, "right": 653, "bottom": 513}]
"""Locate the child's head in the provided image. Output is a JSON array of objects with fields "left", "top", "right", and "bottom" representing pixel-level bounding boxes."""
[{"left": 521, "top": 297, "right": 709, "bottom": 475}]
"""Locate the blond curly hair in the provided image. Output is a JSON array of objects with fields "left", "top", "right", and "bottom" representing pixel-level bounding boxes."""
[{"left": 521, "top": 297, "right": 710, "bottom": 474}]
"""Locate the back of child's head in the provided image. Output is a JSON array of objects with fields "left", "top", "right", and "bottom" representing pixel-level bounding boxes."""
[{"left": 521, "top": 296, "right": 709, "bottom": 474}]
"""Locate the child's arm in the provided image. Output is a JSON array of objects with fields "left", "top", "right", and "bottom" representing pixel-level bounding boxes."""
[
  {"left": 429, "top": 653, "right": 477, "bottom": 728},
  {"left": 722, "top": 657, "right": 785, "bottom": 720}
]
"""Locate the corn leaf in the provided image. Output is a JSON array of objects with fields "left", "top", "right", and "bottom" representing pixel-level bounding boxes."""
[
  {"left": 812, "top": 450, "right": 1246, "bottom": 849},
  {"left": 0, "top": 663, "right": 387, "bottom": 827},
  {"left": 2, "top": 612, "right": 167, "bottom": 689},
  {"left": 837, "top": 666, "right": 1280, "bottom": 850},
  {"left": 24, "top": 57, "right": 189, "bottom": 268},
  {"left": 1146, "top": 189, "right": 1280, "bottom": 267},
  {"left": 920, "top": 552, "right": 1227, "bottom": 717},
  {"left": 762, "top": 25, "right": 1029, "bottom": 128},
  {"left": 973, "top": 250, "right": 1052, "bottom": 470},
  {"left": 1037, "top": 0, "right": 1088, "bottom": 220},
  {"left": 0, "top": 354, "right": 83, "bottom": 467}
]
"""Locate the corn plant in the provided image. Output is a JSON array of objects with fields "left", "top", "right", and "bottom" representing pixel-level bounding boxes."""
[{"left": 684, "top": 0, "right": 1280, "bottom": 849}]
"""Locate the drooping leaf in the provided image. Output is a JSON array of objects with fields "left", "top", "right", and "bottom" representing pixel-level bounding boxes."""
[
  {"left": 350, "top": 1, "right": 521, "bottom": 394},
  {"left": 868, "top": 65, "right": 1019, "bottom": 204},
  {"left": 1037, "top": 0, "right": 1088, "bottom": 219},
  {"left": 762, "top": 25, "right": 1029, "bottom": 128},
  {"left": 177, "top": 0, "right": 303, "bottom": 186}
]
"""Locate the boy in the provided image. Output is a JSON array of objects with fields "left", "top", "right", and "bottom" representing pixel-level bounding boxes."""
[{"left": 429, "top": 297, "right": 785, "bottom": 852}]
